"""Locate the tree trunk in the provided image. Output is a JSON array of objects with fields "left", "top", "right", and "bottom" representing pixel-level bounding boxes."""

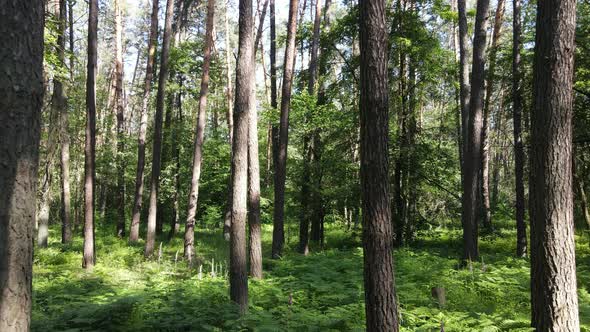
[
  {"left": 130, "top": 0, "right": 158, "bottom": 243},
  {"left": 481, "top": 0, "right": 504, "bottom": 231},
  {"left": 269, "top": 0, "right": 278, "bottom": 189},
  {"left": 223, "top": 1, "right": 234, "bottom": 241},
  {"left": 457, "top": 0, "right": 470, "bottom": 174},
  {"left": 248, "top": 0, "right": 266, "bottom": 278},
  {"left": 114, "top": 0, "right": 126, "bottom": 238},
  {"left": 230, "top": 0, "right": 254, "bottom": 313},
  {"left": 68, "top": 0, "right": 75, "bottom": 80},
  {"left": 83, "top": 0, "right": 99, "bottom": 269},
  {"left": 512, "top": 0, "right": 526, "bottom": 257},
  {"left": 461, "top": 0, "right": 490, "bottom": 262},
  {"left": 55, "top": 0, "right": 73, "bottom": 244},
  {"left": 145, "top": 0, "right": 174, "bottom": 258},
  {"left": 359, "top": 0, "right": 399, "bottom": 328},
  {"left": 184, "top": 0, "right": 215, "bottom": 264},
  {"left": 0, "top": 2, "right": 43, "bottom": 329},
  {"left": 272, "top": 0, "right": 299, "bottom": 259},
  {"left": 530, "top": 0, "right": 579, "bottom": 329}
]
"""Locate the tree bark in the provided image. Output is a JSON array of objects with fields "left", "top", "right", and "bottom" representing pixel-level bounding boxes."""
[
  {"left": 230, "top": 0, "right": 254, "bottom": 313},
  {"left": 359, "top": 0, "right": 399, "bottom": 328},
  {"left": 457, "top": 0, "right": 470, "bottom": 173},
  {"left": 145, "top": 0, "right": 174, "bottom": 258},
  {"left": 55, "top": 0, "right": 73, "bottom": 244},
  {"left": 481, "top": 0, "right": 504, "bottom": 231},
  {"left": 114, "top": 0, "right": 126, "bottom": 238},
  {"left": 184, "top": 0, "right": 215, "bottom": 264},
  {"left": 512, "top": 0, "right": 526, "bottom": 257},
  {"left": 461, "top": 0, "right": 490, "bottom": 261},
  {"left": 0, "top": 3, "right": 43, "bottom": 329},
  {"left": 130, "top": 0, "right": 158, "bottom": 243},
  {"left": 83, "top": 0, "right": 99, "bottom": 269},
  {"left": 248, "top": 0, "right": 266, "bottom": 278},
  {"left": 223, "top": 1, "right": 234, "bottom": 240},
  {"left": 530, "top": 0, "right": 579, "bottom": 329},
  {"left": 272, "top": 0, "right": 299, "bottom": 259}
]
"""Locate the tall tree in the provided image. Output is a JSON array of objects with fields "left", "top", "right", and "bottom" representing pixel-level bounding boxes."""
[
  {"left": 248, "top": 0, "right": 267, "bottom": 278},
  {"left": 57, "top": 0, "right": 73, "bottom": 244},
  {"left": 114, "top": 0, "right": 126, "bottom": 238},
  {"left": 184, "top": 0, "right": 215, "bottom": 264},
  {"left": 481, "top": 0, "right": 505, "bottom": 231},
  {"left": 223, "top": 0, "right": 234, "bottom": 241},
  {"left": 130, "top": 0, "right": 158, "bottom": 243},
  {"left": 145, "top": 0, "right": 174, "bottom": 257},
  {"left": 457, "top": 0, "right": 469, "bottom": 181},
  {"left": 272, "top": 0, "right": 299, "bottom": 259},
  {"left": 530, "top": 0, "right": 579, "bottom": 329},
  {"left": 512, "top": 0, "right": 526, "bottom": 257},
  {"left": 359, "top": 0, "right": 399, "bottom": 329},
  {"left": 461, "top": 0, "right": 490, "bottom": 261},
  {"left": 230, "top": 0, "right": 254, "bottom": 312},
  {"left": 83, "top": 0, "right": 99, "bottom": 269},
  {"left": 0, "top": 0, "right": 43, "bottom": 328}
]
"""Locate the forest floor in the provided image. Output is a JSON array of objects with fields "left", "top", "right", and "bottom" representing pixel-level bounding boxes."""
[{"left": 32, "top": 221, "right": 590, "bottom": 331}]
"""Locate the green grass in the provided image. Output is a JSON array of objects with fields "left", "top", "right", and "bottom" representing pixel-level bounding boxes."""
[{"left": 32, "top": 222, "right": 590, "bottom": 331}]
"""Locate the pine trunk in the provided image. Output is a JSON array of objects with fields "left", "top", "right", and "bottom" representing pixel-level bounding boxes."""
[
  {"left": 145, "top": 0, "right": 174, "bottom": 257},
  {"left": 530, "top": 0, "right": 579, "bottom": 328},
  {"left": 114, "top": 0, "right": 126, "bottom": 238}
]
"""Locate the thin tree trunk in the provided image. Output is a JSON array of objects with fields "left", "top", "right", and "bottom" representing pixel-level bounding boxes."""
[
  {"left": 230, "top": 0, "right": 254, "bottom": 313},
  {"left": 461, "top": 0, "right": 490, "bottom": 262},
  {"left": 223, "top": 1, "right": 234, "bottom": 240},
  {"left": 184, "top": 0, "right": 215, "bottom": 264},
  {"left": 114, "top": 0, "right": 126, "bottom": 238},
  {"left": 145, "top": 0, "right": 174, "bottom": 258},
  {"left": 83, "top": 0, "right": 99, "bottom": 269},
  {"left": 0, "top": 2, "right": 43, "bottom": 329},
  {"left": 130, "top": 0, "right": 158, "bottom": 243},
  {"left": 530, "top": 0, "right": 579, "bottom": 329},
  {"left": 359, "top": 0, "right": 399, "bottom": 328},
  {"left": 512, "top": 0, "right": 526, "bottom": 257},
  {"left": 272, "top": 0, "right": 299, "bottom": 259},
  {"left": 248, "top": 0, "right": 266, "bottom": 278},
  {"left": 69, "top": 0, "right": 75, "bottom": 81},
  {"left": 457, "top": 0, "right": 470, "bottom": 185},
  {"left": 481, "top": 0, "right": 504, "bottom": 231}
]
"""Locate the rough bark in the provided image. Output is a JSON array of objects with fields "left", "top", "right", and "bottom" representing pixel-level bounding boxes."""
[
  {"left": 512, "top": 0, "right": 526, "bottom": 257},
  {"left": 184, "top": 0, "right": 215, "bottom": 264},
  {"left": 230, "top": 0, "right": 254, "bottom": 313},
  {"left": 114, "top": 0, "right": 126, "bottom": 238},
  {"left": 130, "top": 0, "right": 158, "bottom": 243},
  {"left": 461, "top": 0, "right": 490, "bottom": 261},
  {"left": 145, "top": 0, "right": 174, "bottom": 258},
  {"left": 0, "top": 3, "right": 43, "bottom": 329},
  {"left": 272, "top": 0, "right": 299, "bottom": 259},
  {"left": 457, "top": 0, "right": 470, "bottom": 168},
  {"left": 83, "top": 0, "right": 99, "bottom": 269},
  {"left": 530, "top": 0, "right": 579, "bottom": 329},
  {"left": 359, "top": 0, "right": 399, "bottom": 328}
]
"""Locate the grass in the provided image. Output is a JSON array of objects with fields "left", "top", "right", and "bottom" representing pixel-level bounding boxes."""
[{"left": 32, "top": 221, "right": 590, "bottom": 331}]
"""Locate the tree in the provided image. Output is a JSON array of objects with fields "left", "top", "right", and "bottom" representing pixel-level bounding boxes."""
[
  {"left": 83, "top": 0, "right": 99, "bottom": 269},
  {"left": 272, "top": 0, "right": 299, "bottom": 259},
  {"left": 229, "top": 0, "right": 254, "bottom": 312},
  {"left": 130, "top": 0, "right": 158, "bottom": 243},
  {"left": 457, "top": 0, "right": 470, "bottom": 171},
  {"left": 114, "top": 0, "right": 126, "bottom": 238},
  {"left": 145, "top": 0, "right": 174, "bottom": 258},
  {"left": 512, "top": 0, "right": 526, "bottom": 257},
  {"left": 184, "top": 0, "right": 215, "bottom": 264},
  {"left": 530, "top": 0, "right": 579, "bottom": 329},
  {"left": 57, "top": 0, "right": 73, "bottom": 244},
  {"left": 223, "top": 1, "right": 234, "bottom": 241},
  {"left": 248, "top": 0, "right": 267, "bottom": 278},
  {"left": 480, "top": 0, "right": 504, "bottom": 231},
  {"left": 359, "top": 0, "right": 399, "bottom": 329},
  {"left": 461, "top": 0, "right": 490, "bottom": 261},
  {"left": 0, "top": 0, "right": 43, "bottom": 328}
]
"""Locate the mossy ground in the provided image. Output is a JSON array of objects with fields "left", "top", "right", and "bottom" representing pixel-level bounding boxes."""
[{"left": 32, "top": 221, "right": 590, "bottom": 331}]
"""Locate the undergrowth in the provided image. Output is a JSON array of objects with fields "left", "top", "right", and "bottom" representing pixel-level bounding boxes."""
[{"left": 32, "top": 222, "right": 590, "bottom": 331}]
